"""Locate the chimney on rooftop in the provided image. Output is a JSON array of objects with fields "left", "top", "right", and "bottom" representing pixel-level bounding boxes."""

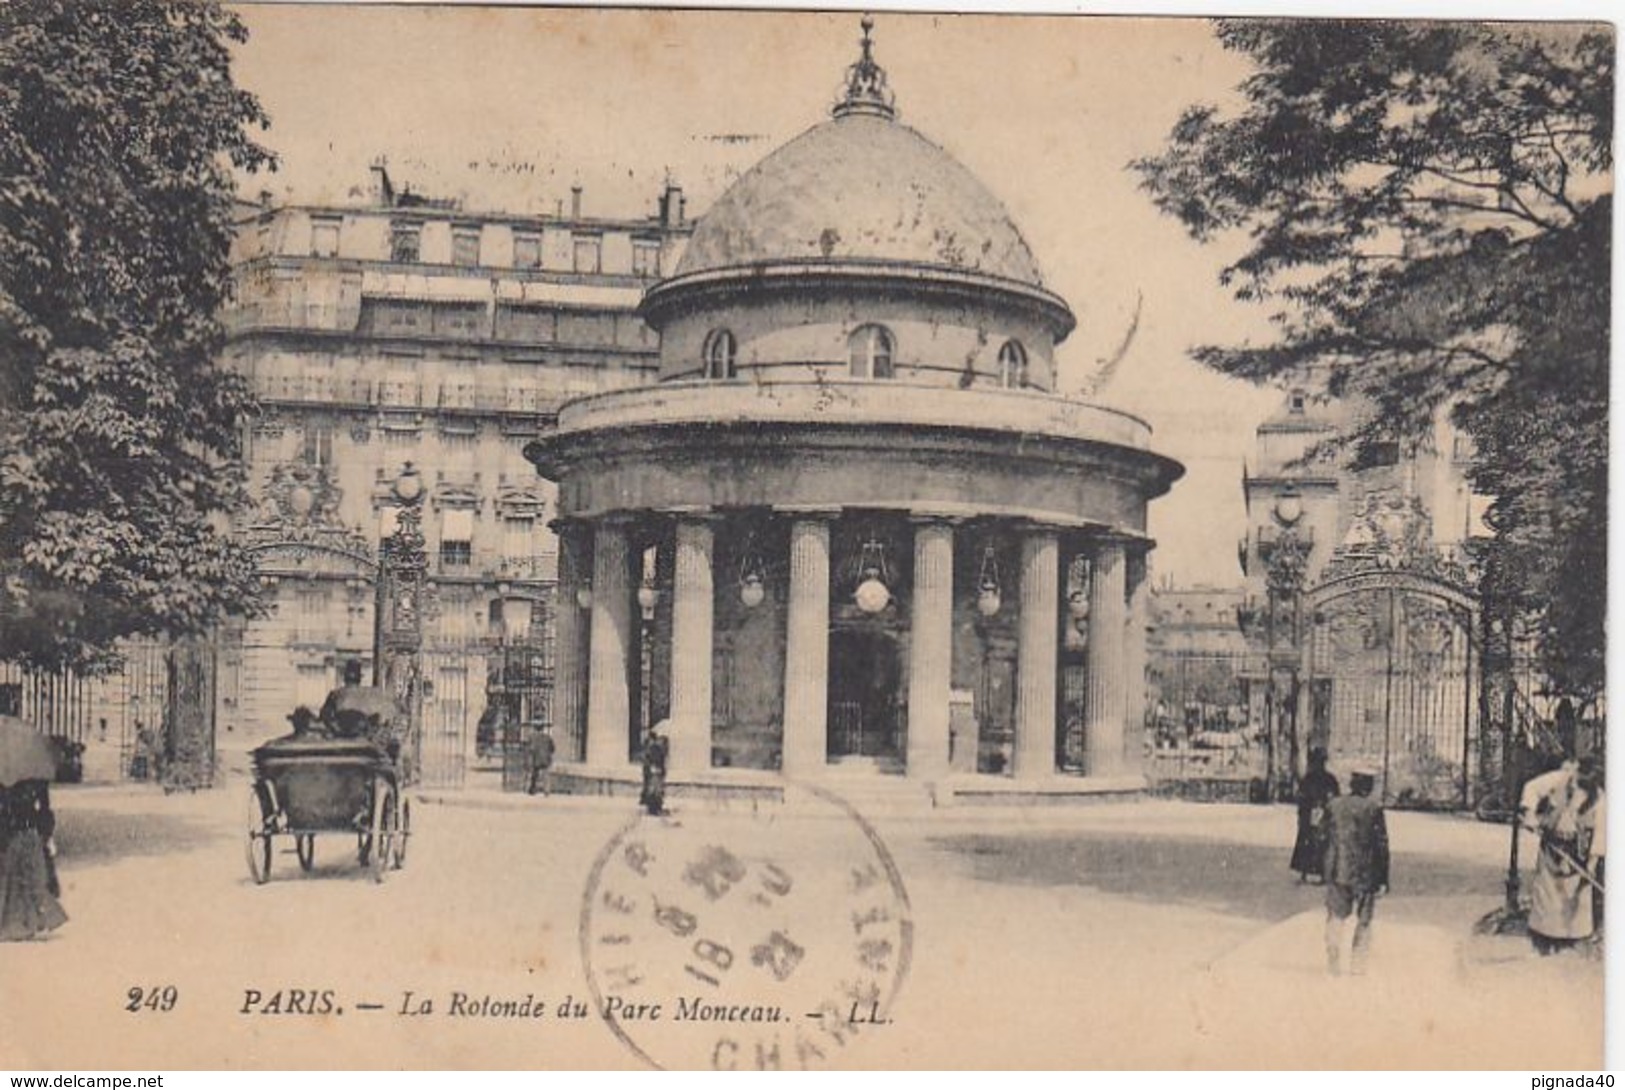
[
  {"left": 659, "top": 182, "right": 685, "bottom": 227},
  {"left": 368, "top": 159, "right": 396, "bottom": 207}
]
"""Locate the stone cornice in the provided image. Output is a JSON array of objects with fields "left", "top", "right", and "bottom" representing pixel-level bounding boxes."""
[{"left": 639, "top": 260, "right": 1076, "bottom": 342}]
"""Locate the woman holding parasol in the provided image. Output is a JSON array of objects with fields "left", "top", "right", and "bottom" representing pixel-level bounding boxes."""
[{"left": 0, "top": 716, "right": 68, "bottom": 940}]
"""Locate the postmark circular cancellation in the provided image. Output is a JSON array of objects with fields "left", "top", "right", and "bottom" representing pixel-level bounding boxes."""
[{"left": 579, "top": 782, "right": 914, "bottom": 1070}]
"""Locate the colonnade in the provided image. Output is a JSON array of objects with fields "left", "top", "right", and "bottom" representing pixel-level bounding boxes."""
[{"left": 551, "top": 509, "right": 1149, "bottom": 780}]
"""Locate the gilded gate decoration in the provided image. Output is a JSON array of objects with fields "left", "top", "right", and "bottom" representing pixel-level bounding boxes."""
[{"left": 1305, "top": 490, "right": 1479, "bottom": 809}]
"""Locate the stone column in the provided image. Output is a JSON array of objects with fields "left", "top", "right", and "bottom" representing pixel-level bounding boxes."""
[
  {"left": 1085, "top": 538, "right": 1129, "bottom": 777},
  {"left": 586, "top": 520, "right": 633, "bottom": 767},
  {"left": 552, "top": 524, "right": 589, "bottom": 763},
  {"left": 907, "top": 518, "right": 954, "bottom": 779},
  {"left": 781, "top": 514, "right": 833, "bottom": 777},
  {"left": 1013, "top": 528, "right": 1058, "bottom": 780},
  {"left": 1123, "top": 549, "right": 1150, "bottom": 779},
  {"left": 667, "top": 516, "right": 715, "bottom": 775}
]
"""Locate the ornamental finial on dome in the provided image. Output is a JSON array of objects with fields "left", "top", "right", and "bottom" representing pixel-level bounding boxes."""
[{"left": 833, "top": 15, "right": 896, "bottom": 120}]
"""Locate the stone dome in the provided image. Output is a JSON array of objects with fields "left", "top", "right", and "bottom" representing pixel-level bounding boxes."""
[{"left": 676, "top": 111, "right": 1047, "bottom": 288}]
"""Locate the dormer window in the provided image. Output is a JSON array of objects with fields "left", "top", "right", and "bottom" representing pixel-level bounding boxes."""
[
  {"left": 703, "top": 329, "right": 737, "bottom": 380},
  {"left": 309, "top": 217, "right": 341, "bottom": 258},
  {"left": 389, "top": 222, "right": 421, "bottom": 264},
  {"left": 998, "top": 339, "right": 1028, "bottom": 389},
  {"left": 1289, "top": 389, "right": 1307, "bottom": 414},
  {"left": 451, "top": 225, "right": 481, "bottom": 268},
  {"left": 848, "top": 324, "right": 895, "bottom": 379}
]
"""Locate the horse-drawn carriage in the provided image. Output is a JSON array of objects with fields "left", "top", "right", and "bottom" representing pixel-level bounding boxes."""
[{"left": 246, "top": 716, "right": 411, "bottom": 884}]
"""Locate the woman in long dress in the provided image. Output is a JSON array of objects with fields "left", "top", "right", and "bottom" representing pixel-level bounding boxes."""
[
  {"left": 1522, "top": 756, "right": 1605, "bottom": 954},
  {"left": 1291, "top": 747, "right": 1340, "bottom": 882},
  {"left": 0, "top": 780, "right": 69, "bottom": 940}
]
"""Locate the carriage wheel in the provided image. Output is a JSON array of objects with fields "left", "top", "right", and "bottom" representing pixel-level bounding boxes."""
[
  {"left": 296, "top": 834, "right": 316, "bottom": 873},
  {"left": 392, "top": 798, "right": 411, "bottom": 870},
  {"left": 370, "top": 782, "right": 397, "bottom": 884},
  {"left": 246, "top": 788, "right": 272, "bottom": 885}
]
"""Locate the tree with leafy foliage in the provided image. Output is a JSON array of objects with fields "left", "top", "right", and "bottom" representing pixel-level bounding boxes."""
[
  {"left": 0, "top": 0, "right": 273, "bottom": 673},
  {"left": 1135, "top": 20, "right": 1611, "bottom": 701}
]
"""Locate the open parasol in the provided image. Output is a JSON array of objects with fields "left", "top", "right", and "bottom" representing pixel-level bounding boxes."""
[{"left": 0, "top": 715, "right": 58, "bottom": 786}]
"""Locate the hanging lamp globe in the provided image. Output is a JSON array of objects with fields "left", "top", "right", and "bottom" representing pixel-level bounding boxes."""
[
  {"left": 976, "top": 584, "right": 1001, "bottom": 617},
  {"left": 740, "top": 572, "right": 766, "bottom": 609},
  {"left": 575, "top": 586, "right": 593, "bottom": 610},
  {"left": 854, "top": 576, "right": 891, "bottom": 614}
]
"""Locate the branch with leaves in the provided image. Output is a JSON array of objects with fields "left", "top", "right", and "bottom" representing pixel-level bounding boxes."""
[
  {"left": 0, "top": 0, "right": 275, "bottom": 672},
  {"left": 1134, "top": 19, "right": 1611, "bottom": 698}
]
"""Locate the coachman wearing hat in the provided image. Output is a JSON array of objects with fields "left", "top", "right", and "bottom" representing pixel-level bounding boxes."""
[
  {"left": 1321, "top": 763, "right": 1390, "bottom": 975},
  {"left": 1520, "top": 754, "right": 1606, "bottom": 955}
]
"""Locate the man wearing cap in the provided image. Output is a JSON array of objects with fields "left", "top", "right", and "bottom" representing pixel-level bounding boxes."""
[
  {"left": 640, "top": 722, "right": 670, "bottom": 817},
  {"left": 526, "top": 722, "right": 556, "bottom": 797},
  {"left": 1520, "top": 754, "right": 1605, "bottom": 954},
  {"left": 1321, "top": 763, "right": 1390, "bottom": 975}
]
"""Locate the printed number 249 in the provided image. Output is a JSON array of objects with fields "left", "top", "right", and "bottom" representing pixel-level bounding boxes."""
[{"left": 126, "top": 986, "right": 178, "bottom": 1013}]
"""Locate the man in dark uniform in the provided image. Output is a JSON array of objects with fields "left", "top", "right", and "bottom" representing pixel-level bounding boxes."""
[
  {"left": 319, "top": 659, "right": 403, "bottom": 772},
  {"left": 1322, "top": 763, "right": 1390, "bottom": 976},
  {"left": 526, "top": 723, "right": 556, "bottom": 796},
  {"left": 320, "top": 659, "right": 374, "bottom": 737},
  {"left": 640, "top": 722, "right": 670, "bottom": 816}
]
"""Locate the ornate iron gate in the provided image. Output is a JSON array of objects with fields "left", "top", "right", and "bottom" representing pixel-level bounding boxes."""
[
  {"left": 0, "top": 638, "right": 214, "bottom": 785},
  {"left": 498, "top": 633, "right": 556, "bottom": 792},
  {"left": 1308, "top": 570, "right": 1477, "bottom": 808}
]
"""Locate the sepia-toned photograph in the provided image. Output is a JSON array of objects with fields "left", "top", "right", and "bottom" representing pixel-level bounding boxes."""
[{"left": 0, "top": 2, "right": 1610, "bottom": 1072}]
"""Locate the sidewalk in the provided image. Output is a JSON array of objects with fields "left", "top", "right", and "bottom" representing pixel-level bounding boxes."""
[{"left": 1187, "top": 908, "right": 1603, "bottom": 1068}]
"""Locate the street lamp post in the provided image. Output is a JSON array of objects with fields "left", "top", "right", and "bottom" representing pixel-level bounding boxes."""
[
  {"left": 1240, "top": 506, "right": 1312, "bottom": 803},
  {"left": 637, "top": 545, "right": 660, "bottom": 736},
  {"left": 1265, "top": 542, "right": 1309, "bottom": 802},
  {"left": 374, "top": 463, "right": 428, "bottom": 783}
]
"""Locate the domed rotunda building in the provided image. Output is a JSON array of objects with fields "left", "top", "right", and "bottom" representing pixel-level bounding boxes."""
[{"left": 527, "top": 22, "right": 1183, "bottom": 799}]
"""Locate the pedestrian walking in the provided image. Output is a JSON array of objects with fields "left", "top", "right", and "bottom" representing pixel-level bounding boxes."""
[
  {"left": 1291, "top": 746, "right": 1340, "bottom": 883},
  {"left": 640, "top": 722, "right": 670, "bottom": 817},
  {"left": 1520, "top": 754, "right": 1605, "bottom": 955},
  {"left": 476, "top": 701, "right": 508, "bottom": 759},
  {"left": 1321, "top": 763, "right": 1389, "bottom": 976},
  {"left": 527, "top": 723, "right": 556, "bottom": 796},
  {"left": 0, "top": 780, "right": 68, "bottom": 941}
]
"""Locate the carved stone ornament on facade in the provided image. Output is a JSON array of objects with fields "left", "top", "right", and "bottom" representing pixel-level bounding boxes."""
[
  {"left": 244, "top": 461, "right": 376, "bottom": 564},
  {"left": 1320, "top": 488, "right": 1472, "bottom": 587},
  {"left": 495, "top": 485, "right": 548, "bottom": 518},
  {"left": 431, "top": 481, "right": 480, "bottom": 512}
]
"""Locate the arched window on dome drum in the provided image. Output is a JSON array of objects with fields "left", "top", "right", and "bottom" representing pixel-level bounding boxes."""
[
  {"left": 998, "top": 339, "right": 1028, "bottom": 389},
  {"left": 703, "top": 329, "right": 737, "bottom": 380},
  {"left": 848, "top": 325, "right": 895, "bottom": 380}
]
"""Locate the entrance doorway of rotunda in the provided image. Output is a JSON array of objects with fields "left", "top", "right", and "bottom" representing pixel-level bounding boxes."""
[{"left": 826, "top": 628, "right": 903, "bottom": 766}]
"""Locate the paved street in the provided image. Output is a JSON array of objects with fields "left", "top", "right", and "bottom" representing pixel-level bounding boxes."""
[{"left": 0, "top": 777, "right": 1602, "bottom": 1070}]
